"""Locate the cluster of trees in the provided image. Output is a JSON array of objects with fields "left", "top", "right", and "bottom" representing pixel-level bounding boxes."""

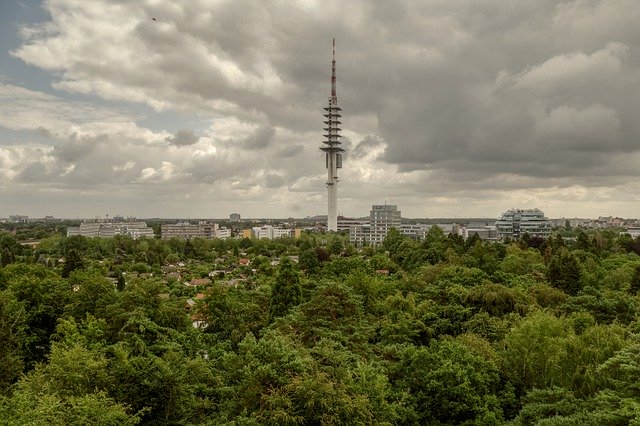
[{"left": 1, "top": 227, "right": 639, "bottom": 424}]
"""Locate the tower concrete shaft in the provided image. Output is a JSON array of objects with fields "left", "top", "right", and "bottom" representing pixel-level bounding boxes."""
[{"left": 320, "top": 39, "right": 344, "bottom": 232}]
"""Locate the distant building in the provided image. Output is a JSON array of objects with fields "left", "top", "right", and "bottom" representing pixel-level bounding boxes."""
[
  {"left": 349, "top": 204, "right": 401, "bottom": 245},
  {"left": 626, "top": 228, "right": 640, "bottom": 238},
  {"left": 230, "top": 213, "right": 241, "bottom": 222},
  {"left": 369, "top": 204, "right": 401, "bottom": 245},
  {"left": 161, "top": 222, "right": 200, "bottom": 239},
  {"left": 496, "top": 208, "right": 551, "bottom": 239},
  {"left": 461, "top": 226, "right": 498, "bottom": 241},
  {"left": 251, "top": 225, "right": 292, "bottom": 239},
  {"left": 398, "top": 224, "right": 430, "bottom": 240},
  {"left": 216, "top": 227, "right": 232, "bottom": 239},
  {"left": 9, "top": 215, "right": 28, "bottom": 223},
  {"left": 67, "top": 221, "right": 154, "bottom": 239},
  {"left": 337, "top": 216, "right": 368, "bottom": 233},
  {"left": 161, "top": 221, "right": 230, "bottom": 240}
]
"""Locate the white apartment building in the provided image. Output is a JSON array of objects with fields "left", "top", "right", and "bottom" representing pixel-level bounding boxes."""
[
  {"left": 161, "top": 222, "right": 201, "bottom": 239},
  {"left": 161, "top": 221, "right": 231, "bottom": 240},
  {"left": 216, "top": 227, "right": 232, "bottom": 239},
  {"left": 252, "top": 225, "right": 292, "bottom": 239},
  {"left": 337, "top": 217, "right": 368, "bottom": 233},
  {"left": 626, "top": 228, "right": 640, "bottom": 238},
  {"left": 67, "top": 221, "right": 154, "bottom": 239},
  {"left": 398, "top": 224, "right": 430, "bottom": 240}
]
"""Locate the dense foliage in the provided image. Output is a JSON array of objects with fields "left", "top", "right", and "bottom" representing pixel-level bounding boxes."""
[{"left": 1, "top": 227, "right": 639, "bottom": 424}]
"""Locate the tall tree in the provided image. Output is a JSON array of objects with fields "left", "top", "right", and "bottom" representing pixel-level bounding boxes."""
[
  {"left": 630, "top": 264, "right": 640, "bottom": 295},
  {"left": 269, "top": 258, "right": 302, "bottom": 322},
  {"left": 548, "top": 249, "right": 583, "bottom": 296},
  {"left": 62, "top": 249, "right": 83, "bottom": 278}
]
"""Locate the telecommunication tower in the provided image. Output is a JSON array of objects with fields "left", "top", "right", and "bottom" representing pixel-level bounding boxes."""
[{"left": 320, "top": 39, "right": 344, "bottom": 232}]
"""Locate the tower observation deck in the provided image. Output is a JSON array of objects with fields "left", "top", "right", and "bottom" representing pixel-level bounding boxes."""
[{"left": 320, "top": 39, "right": 344, "bottom": 232}]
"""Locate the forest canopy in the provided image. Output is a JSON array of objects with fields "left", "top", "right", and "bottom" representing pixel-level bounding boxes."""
[{"left": 1, "top": 227, "right": 639, "bottom": 424}]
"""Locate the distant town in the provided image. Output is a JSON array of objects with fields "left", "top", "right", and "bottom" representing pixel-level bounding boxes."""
[{"left": 3, "top": 206, "right": 640, "bottom": 244}]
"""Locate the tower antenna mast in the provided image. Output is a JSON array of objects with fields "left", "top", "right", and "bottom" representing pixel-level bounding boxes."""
[{"left": 320, "top": 38, "right": 345, "bottom": 232}]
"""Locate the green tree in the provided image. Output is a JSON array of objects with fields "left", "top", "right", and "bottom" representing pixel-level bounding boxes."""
[
  {"left": 548, "top": 249, "right": 583, "bottom": 296},
  {"left": 630, "top": 264, "right": 640, "bottom": 295},
  {"left": 62, "top": 248, "right": 83, "bottom": 278},
  {"left": 269, "top": 258, "right": 302, "bottom": 322},
  {"left": 501, "top": 311, "right": 571, "bottom": 392},
  {"left": 0, "top": 289, "right": 27, "bottom": 390},
  {"left": 391, "top": 339, "right": 505, "bottom": 424},
  {"left": 299, "top": 248, "right": 320, "bottom": 274}
]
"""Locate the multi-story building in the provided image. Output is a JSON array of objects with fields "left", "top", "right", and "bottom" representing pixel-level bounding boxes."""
[
  {"left": 251, "top": 225, "right": 293, "bottom": 239},
  {"left": 398, "top": 224, "right": 430, "bottom": 240},
  {"left": 67, "top": 221, "right": 154, "bottom": 239},
  {"left": 116, "top": 222, "right": 154, "bottom": 239},
  {"left": 626, "top": 228, "right": 640, "bottom": 238},
  {"left": 230, "top": 213, "right": 241, "bottom": 222},
  {"left": 369, "top": 204, "right": 401, "bottom": 245},
  {"left": 161, "top": 222, "right": 201, "bottom": 239},
  {"left": 337, "top": 216, "right": 368, "bottom": 233},
  {"left": 349, "top": 224, "right": 371, "bottom": 246},
  {"left": 161, "top": 221, "right": 230, "bottom": 239},
  {"left": 216, "top": 227, "right": 232, "bottom": 239},
  {"left": 9, "top": 215, "right": 29, "bottom": 223},
  {"left": 496, "top": 208, "right": 551, "bottom": 239},
  {"left": 348, "top": 204, "right": 401, "bottom": 245},
  {"left": 461, "top": 226, "right": 498, "bottom": 241}
]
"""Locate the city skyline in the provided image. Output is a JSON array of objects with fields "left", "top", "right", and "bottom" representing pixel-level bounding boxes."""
[{"left": 1, "top": 1, "right": 640, "bottom": 219}]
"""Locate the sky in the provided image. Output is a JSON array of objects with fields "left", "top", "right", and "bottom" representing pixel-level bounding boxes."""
[{"left": 1, "top": 0, "right": 639, "bottom": 220}]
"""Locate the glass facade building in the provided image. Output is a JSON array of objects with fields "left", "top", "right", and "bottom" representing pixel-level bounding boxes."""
[{"left": 496, "top": 208, "right": 551, "bottom": 239}]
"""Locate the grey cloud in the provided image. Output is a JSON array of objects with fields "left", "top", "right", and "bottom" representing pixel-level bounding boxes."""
[
  {"left": 264, "top": 173, "right": 285, "bottom": 188},
  {"left": 6, "top": 0, "right": 640, "bottom": 218},
  {"left": 165, "top": 129, "right": 199, "bottom": 146},
  {"left": 53, "top": 133, "right": 104, "bottom": 162},
  {"left": 17, "top": 162, "right": 49, "bottom": 183},
  {"left": 352, "top": 135, "right": 384, "bottom": 159},
  {"left": 276, "top": 144, "right": 304, "bottom": 158},
  {"left": 241, "top": 126, "right": 275, "bottom": 150},
  {"left": 35, "top": 127, "right": 53, "bottom": 138}
]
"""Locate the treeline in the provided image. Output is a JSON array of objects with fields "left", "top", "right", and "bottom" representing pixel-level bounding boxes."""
[{"left": 0, "top": 228, "right": 639, "bottom": 424}]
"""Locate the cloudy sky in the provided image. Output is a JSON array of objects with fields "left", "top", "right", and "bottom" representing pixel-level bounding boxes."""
[{"left": 1, "top": 0, "right": 639, "bottom": 219}]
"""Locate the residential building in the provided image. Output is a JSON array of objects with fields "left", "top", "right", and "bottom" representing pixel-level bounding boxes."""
[
  {"left": 496, "top": 208, "right": 551, "bottom": 239},
  {"left": 67, "top": 221, "right": 154, "bottom": 239},
  {"left": 216, "top": 227, "right": 232, "bottom": 239},
  {"left": 161, "top": 222, "right": 201, "bottom": 239},
  {"left": 349, "top": 224, "right": 371, "bottom": 246},
  {"left": 462, "top": 226, "right": 498, "bottom": 241},
  {"left": 398, "top": 224, "right": 430, "bottom": 240},
  {"left": 337, "top": 216, "right": 368, "bottom": 233},
  {"left": 161, "top": 221, "right": 230, "bottom": 240},
  {"left": 626, "top": 228, "right": 640, "bottom": 238},
  {"left": 9, "top": 215, "right": 29, "bottom": 223},
  {"left": 251, "top": 225, "right": 293, "bottom": 239}
]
